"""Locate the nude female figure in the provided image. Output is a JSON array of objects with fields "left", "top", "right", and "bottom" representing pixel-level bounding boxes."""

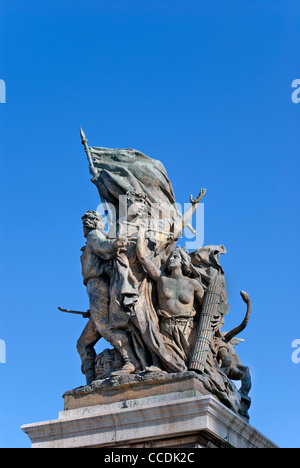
[{"left": 136, "top": 226, "right": 205, "bottom": 360}]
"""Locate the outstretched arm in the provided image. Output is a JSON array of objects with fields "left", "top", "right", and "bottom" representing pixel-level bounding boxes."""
[
  {"left": 136, "top": 227, "right": 161, "bottom": 281},
  {"left": 173, "top": 189, "right": 206, "bottom": 239},
  {"left": 185, "top": 188, "right": 206, "bottom": 225},
  {"left": 86, "top": 230, "right": 125, "bottom": 260}
]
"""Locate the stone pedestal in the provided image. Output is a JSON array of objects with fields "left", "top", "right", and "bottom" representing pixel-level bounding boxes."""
[{"left": 21, "top": 372, "right": 277, "bottom": 449}]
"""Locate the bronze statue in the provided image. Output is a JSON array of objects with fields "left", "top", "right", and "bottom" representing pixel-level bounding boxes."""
[{"left": 60, "top": 129, "right": 254, "bottom": 420}]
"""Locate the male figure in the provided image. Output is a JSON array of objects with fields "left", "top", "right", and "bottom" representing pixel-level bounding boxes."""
[{"left": 77, "top": 210, "right": 140, "bottom": 384}]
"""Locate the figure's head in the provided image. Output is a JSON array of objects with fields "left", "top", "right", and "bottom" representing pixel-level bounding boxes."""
[
  {"left": 82, "top": 210, "right": 105, "bottom": 237},
  {"left": 166, "top": 247, "right": 193, "bottom": 276},
  {"left": 126, "top": 189, "right": 147, "bottom": 219}
]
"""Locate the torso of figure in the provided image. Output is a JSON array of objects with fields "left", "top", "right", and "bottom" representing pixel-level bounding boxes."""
[
  {"left": 81, "top": 245, "right": 105, "bottom": 285},
  {"left": 81, "top": 229, "right": 117, "bottom": 285},
  {"left": 157, "top": 275, "right": 198, "bottom": 317}
]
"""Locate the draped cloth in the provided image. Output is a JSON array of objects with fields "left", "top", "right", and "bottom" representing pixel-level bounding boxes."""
[
  {"left": 112, "top": 252, "right": 139, "bottom": 310},
  {"left": 132, "top": 275, "right": 188, "bottom": 373},
  {"left": 89, "top": 147, "right": 181, "bottom": 235}
]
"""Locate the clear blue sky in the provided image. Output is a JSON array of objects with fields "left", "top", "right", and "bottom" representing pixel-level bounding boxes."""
[{"left": 0, "top": 0, "right": 299, "bottom": 448}]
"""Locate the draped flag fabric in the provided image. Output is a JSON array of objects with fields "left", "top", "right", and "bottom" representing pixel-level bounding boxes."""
[{"left": 89, "top": 147, "right": 181, "bottom": 237}]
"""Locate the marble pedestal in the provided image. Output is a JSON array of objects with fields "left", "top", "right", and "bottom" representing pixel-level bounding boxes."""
[{"left": 21, "top": 372, "right": 277, "bottom": 449}]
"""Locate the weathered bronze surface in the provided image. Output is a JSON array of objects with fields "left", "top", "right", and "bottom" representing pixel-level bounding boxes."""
[{"left": 61, "top": 131, "right": 253, "bottom": 421}]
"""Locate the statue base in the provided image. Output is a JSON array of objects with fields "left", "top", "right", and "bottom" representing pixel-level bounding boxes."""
[{"left": 22, "top": 372, "right": 277, "bottom": 448}]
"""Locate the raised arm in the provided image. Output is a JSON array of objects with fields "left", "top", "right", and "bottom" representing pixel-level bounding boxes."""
[
  {"left": 86, "top": 230, "right": 124, "bottom": 260},
  {"left": 173, "top": 189, "right": 206, "bottom": 239},
  {"left": 136, "top": 227, "right": 161, "bottom": 281},
  {"left": 184, "top": 188, "right": 206, "bottom": 226}
]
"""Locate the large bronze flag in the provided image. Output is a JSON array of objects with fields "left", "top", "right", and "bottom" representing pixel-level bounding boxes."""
[{"left": 89, "top": 147, "right": 180, "bottom": 234}]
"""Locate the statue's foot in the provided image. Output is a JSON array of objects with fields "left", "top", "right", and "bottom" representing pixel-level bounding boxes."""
[
  {"left": 85, "top": 370, "right": 96, "bottom": 386},
  {"left": 238, "top": 393, "right": 251, "bottom": 420},
  {"left": 145, "top": 366, "right": 163, "bottom": 373},
  {"left": 110, "top": 362, "right": 136, "bottom": 376}
]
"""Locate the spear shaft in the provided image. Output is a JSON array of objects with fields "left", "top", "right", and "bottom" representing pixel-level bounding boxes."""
[
  {"left": 80, "top": 127, "right": 112, "bottom": 225},
  {"left": 80, "top": 127, "right": 97, "bottom": 177}
]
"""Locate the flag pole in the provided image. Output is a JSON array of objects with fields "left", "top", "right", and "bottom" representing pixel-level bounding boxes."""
[{"left": 80, "top": 127, "right": 112, "bottom": 226}]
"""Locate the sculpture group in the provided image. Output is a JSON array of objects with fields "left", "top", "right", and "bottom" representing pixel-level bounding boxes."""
[{"left": 61, "top": 130, "right": 252, "bottom": 420}]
